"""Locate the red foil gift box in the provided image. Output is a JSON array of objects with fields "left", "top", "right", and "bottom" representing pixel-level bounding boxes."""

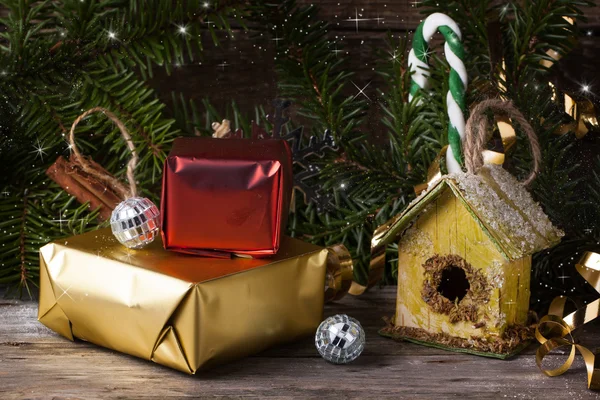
[{"left": 161, "top": 137, "right": 293, "bottom": 257}]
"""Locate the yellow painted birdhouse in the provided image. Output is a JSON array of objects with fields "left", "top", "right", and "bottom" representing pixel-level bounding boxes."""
[{"left": 381, "top": 165, "right": 563, "bottom": 358}]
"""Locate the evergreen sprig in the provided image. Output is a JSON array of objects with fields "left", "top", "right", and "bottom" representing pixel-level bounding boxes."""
[{"left": 0, "top": 0, "right": 246, "bottom": 296}]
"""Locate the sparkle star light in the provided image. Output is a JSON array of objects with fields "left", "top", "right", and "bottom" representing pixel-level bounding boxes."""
[
  {"left": 177, "top": 25, "right": 188, "bottom": 35},
  {"left": 52, "top": 212, "right": 68, "bottom": 232},
  {"left": 347, "top": 8, "right": 370, "bottom": 33},
  {"left": 31, "top": 139, "right": 49, "bottom": 160},
  {"left": 62, "top": 138, "right": 74, "bottom": 153},
  {"left": 271, "top": 34, "right": 284, "bottom": 45},
  {"left": 107, "top": 30, "right": 117, "bottom": 40},
  {"left": 55, "top": 282, "right": 75, "bottom": 302},
  {"left": 331, "top": 42, "right": 344, "bottom": 57},
  {"left": 119, "top": 248, "right": 135, "bottom": 264},
  {"left": 217, "top": 61, "right": 230, "bottom": 71},
  {"left": 352, "top": 81, "right": 372, "bottom": 101}
]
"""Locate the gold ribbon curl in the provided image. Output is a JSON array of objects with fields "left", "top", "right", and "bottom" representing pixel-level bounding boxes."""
[
  {"left": 541, "top": 17, "right": 597, "bottom": 139},
  {"left": 535, "top": 251, "right": 600, "bottom": 390},
  {"left": 540, "top": 17, "right": 575, "bottom": 68},
  {"left": 550, "top": 83, "right": 599, "bottom": 139},
  {"left": 324, "top": 244, "right": 355, "bottom": 302},
  {"left": 325, "top": 242, "right": 385, "bottom": 298}
]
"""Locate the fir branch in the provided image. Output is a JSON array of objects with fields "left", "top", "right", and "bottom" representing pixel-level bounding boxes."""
[
  {"left": 0, "top": 0, "right": 239, "bottom": 292},
  {"left": 249, "top": 0, "right": 367, "bottom": 140}
]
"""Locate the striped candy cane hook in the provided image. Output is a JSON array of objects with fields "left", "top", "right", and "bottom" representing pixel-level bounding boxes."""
[{"left": 408, "top": 13, "right": 468, "bottom": 174}]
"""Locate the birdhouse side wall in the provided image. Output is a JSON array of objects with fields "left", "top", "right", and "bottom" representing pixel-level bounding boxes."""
[
  {"left": 395, "top": 187, "right": 524, "bottom": 340},
  {"left": 500, "top": 255, "right": 531, "bottom": 327}
]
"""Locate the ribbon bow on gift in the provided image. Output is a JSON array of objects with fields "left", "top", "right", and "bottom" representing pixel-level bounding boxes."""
[{"left": 535, "top": 252, "right": 600, "bottom": 390}]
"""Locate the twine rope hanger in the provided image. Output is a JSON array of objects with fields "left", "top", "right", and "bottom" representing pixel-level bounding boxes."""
[
  {"left": 464, "top": 99, "right": 542, "bottom": 186},
  {"left": 68, "top": 107, "right": 138, "bottom": 199}
]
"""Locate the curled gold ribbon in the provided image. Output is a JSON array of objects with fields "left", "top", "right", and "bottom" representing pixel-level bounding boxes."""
[
  {"left": 482, "top": 115, "right": 516, "bottom": 165},
  {"left": 535, "top": 251, "right": 600, "bottom": 390},
  {"left": 539, "top": 17, "right": 597, "bottom": 139},
  {"left": 540, "top": 17, "right": 575, "bottom": 69},
  {"left": 551, "top": 84, "right": 599, "bottom": 139},
  {"left": 324, "top": 244, "right": 354, "bottom": 302},
  {"left": 325, "top": 242, "right": 385, "bottom": 298}
]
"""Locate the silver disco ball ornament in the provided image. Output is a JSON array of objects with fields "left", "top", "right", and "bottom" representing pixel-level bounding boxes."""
[
  {"left": 110, "top": 197, "right": 160, "bottom": 249},
  {"left": 315, "top": 314, "right": 365, "bottom": 364}
]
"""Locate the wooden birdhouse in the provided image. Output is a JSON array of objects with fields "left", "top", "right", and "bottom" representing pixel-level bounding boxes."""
[{"left": 381, "top": 165, "right": 563, "bottom": 358}]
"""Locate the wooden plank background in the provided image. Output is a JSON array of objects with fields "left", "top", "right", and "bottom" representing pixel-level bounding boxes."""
[
  {"left": 0, "top": 2, "right": 598, "bottom": 127},
  {"left": 148, "top": 1, "right": 600, "bottom": 128},
  {"left": 2, "top": 286, "right": 600, "bottom": 399}
]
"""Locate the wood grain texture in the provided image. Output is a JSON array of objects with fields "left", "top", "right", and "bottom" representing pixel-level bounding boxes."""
[
  {"left": 147, "top": 1, "right": 600, "bottom": 132},
  {"left": 2, "top": 3, "right": 599, "bottom": 122},
  {"left": 296, "top": 0, "right": 600, "bottom": 30},
  {"left": 1, "top": 287, "right": 600, "bottom": 399}
]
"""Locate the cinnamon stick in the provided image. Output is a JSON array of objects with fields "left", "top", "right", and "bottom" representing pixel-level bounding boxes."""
[{"left": 46, "top": 156, "right": 123, "bottom": 221}]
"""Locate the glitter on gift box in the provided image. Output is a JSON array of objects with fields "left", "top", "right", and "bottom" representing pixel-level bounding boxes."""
[
  {"left": 315, "top": 314, "right": 365, "bottom": 364},
  {"left": 110, "top": 197, "right": 160, "bottom": 249}
]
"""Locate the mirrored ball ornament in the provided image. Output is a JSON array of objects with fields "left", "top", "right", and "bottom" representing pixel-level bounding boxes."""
[
  {"left": 315, "top": 314, "right": 365, "bottom": 364},
  {"left": 110, "top": 197, "right": 160, "bottom": 249}
]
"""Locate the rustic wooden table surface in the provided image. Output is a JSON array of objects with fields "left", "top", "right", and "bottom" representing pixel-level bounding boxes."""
[{"left": 1, "top": 286, "right": 598, "bottom": 399}]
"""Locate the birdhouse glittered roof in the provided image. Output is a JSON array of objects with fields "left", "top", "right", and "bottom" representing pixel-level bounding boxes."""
[{"left": 391, "top": 165, "right": 563, "bottom": 261}]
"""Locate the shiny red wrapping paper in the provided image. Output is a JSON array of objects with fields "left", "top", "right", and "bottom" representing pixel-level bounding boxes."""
[{"left": 161, "top": 137, "right": 293, "bottom": 256}]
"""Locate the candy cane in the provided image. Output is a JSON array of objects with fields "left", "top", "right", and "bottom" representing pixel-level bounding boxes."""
[{"left": 408, "top": 13, "right": 468, "bottom": 174}]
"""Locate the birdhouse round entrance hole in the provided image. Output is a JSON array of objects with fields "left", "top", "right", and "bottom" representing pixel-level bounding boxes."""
[
  {"left": 421, "top": 254, "right": 491, "bottom": 323},
  {"left": 437, "top": 266, "right": 470, "bottom": 302}
]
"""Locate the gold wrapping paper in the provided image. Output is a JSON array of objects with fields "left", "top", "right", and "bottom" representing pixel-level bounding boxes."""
[
  {"left": 38, "top": 228, "right": 328, "bottom": 373},
  {"left": 535, "top": 251, "right": 600, "bottom": 390}
]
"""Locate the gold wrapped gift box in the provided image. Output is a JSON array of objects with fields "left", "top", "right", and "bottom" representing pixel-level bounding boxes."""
[{"left": 38, "top": 228, "right": 327, "bottom": 373}]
